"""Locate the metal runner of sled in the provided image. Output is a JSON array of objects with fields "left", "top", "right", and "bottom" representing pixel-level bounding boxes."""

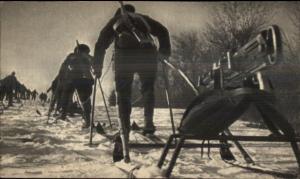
[{"left": 156, "top": 25, "right": 300, "bottom": 178}]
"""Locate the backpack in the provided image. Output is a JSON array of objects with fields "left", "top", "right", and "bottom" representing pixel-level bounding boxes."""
[{"left": 114, "top": 13, "right": 155, "bottom": 49}]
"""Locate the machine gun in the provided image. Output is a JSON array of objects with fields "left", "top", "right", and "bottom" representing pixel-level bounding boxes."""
[
  {"left": 200, "top": 25, "right": 282, "bottom": 90},
  {"left": 157, "top": 25, "right": 300, "bottom": 177}
]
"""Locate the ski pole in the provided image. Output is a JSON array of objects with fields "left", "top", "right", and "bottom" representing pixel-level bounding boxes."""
[
  {"left": 161, "top": 59, "right": 176, "bottom": 138},
  {"left": 74, "top": 90, "right": 89, "bottom": 122},
  {"left": 89, "top": 77, "right": 97, "bottom": 146},
  {"left": 97, "top": 79, "right": 113, "bottom": 129},
  {"left": 160, "top": 59, "right": 199, "bottom": 96}
]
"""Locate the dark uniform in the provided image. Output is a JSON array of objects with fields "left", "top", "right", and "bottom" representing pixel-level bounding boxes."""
[
  {"left": 15, "top": 81, "right": 22, "bottom": 103},
  {"left": 1, "top": 72, "right": 18, "bottom": 106},
  {"left": 58, "top": 44, "right": 94, "bottom": 127},
  {"left": 26, "top": 89, "right": 31, "bottom": 100},
  {"left": 93, "top": 4, "right": 171, "bottom": 137},
  {"left": 32, "top": 90, "right": 38, "bottom": 101},
  {"left": 47, "top": 75, "right": 63, "bottom": 113},
  {"left": 20, "top": 84, "right": 27, "bottom": 100},
  {"left": 0, "top": 79, "right": 5, "bottom": 102},
  {"left": 39, "top": 92, "right": 48, "bottom": 104}
]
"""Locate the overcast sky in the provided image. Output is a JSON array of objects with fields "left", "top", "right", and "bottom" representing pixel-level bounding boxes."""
[{"left": 0, "top": 1, "right": 296, "bottom": 97}]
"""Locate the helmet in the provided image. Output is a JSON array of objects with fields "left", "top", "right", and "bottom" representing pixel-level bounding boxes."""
[
  {"left": 114, "top": 4, "right": 135, "bottom": 17},
  {"left": 74, "top": 44, "right": 90, "bottom": 54}
]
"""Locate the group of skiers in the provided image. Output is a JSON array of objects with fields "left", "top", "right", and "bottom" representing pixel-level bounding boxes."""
[
  {"left": 46, "top": 3, "right": 170, "bottom": 162},
  {"left": 0, "top": 71, "right": 41, "bottom": 107}
]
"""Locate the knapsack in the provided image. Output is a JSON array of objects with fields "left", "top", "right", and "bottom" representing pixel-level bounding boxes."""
[{"left": 114, "top": 13, "right": 155, "bottom": 49}]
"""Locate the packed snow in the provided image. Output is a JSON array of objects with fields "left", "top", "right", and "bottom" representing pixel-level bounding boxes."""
[{"left": 0, "top": 101, "right": 299, "bottom": 178}]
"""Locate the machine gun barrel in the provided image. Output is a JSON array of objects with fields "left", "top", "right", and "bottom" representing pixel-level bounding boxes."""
[{"left": 201, "top": 25, "right": 282, "bottom": 89}]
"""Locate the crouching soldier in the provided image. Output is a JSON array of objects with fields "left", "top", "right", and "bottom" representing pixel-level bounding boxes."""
[{"left": 58, "top": 43, "right": 94, "bottom": 128}]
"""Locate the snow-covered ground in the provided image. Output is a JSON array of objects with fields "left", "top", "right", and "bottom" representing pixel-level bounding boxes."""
[{"left": 1, "top": 101, "right": 299, "bottom": 178}]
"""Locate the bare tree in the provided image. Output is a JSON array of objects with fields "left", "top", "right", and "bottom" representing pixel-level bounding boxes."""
[
  {"left": 171, "top": 31, "right": 203, "bottom": 84},
  {"left": 203, "top": 2, "right": 273, "bottom": 56},
  {"left": 286, "top": 1, "right": 300, "bottom": 59}
]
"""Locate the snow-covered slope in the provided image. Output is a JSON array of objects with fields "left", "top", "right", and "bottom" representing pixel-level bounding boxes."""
[{"left": 0, "top": 101, "right": 299, "bottom": 178}]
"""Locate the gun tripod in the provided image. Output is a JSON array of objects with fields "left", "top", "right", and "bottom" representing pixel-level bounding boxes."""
[{"left": 157, "top": 88, "right": 300, "bottom": 178}]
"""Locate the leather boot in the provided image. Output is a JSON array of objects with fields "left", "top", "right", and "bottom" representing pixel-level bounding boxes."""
[{"left": 143, "top": 116, "right": 156, "bottom": 135}]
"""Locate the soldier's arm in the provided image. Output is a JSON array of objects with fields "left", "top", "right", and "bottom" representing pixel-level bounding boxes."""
[
  {"left": 93, "top": 17, "right": 117, "bottom": 73},
  {"left": 144, "top": 15, "right": 171, "bottom": 57},
  {"left": 57, "top": 54, "right": 74, "bottom": 80}
]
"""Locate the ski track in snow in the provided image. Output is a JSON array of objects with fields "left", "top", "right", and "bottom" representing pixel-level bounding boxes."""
[{"left": 0, "top": 101, "right": 299, "bottom": 178}]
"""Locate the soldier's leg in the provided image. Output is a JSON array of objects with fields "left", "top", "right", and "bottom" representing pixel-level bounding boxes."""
[
  {"left": 55, "top": 90, "right": 63, "bottom": 113},
  {"left": 138, "top": 53, "right": 158, "bottom": 134},
  {"left": 115, "top": 69, "right": 134, "bottom": 141},
  {"left": 7, "top": 88, "right": 13, "bottom": 106},
  {"left": 139, "top": 74, "right": 156, "bottom": 134},
  {"left": 66, "top": 94, "right": 75, "bottom": 116},
  {"left": 60, "top": 83, "right": 75, "bottom": 120},
  {"left": 75, "top": 79, "right": 93, "bottom": 128}
]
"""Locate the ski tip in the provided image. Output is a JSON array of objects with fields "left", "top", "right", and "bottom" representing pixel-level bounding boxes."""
[
  {"left": 96, "top": 122, "right": 106, "bottom": 134},
  {"left": 36, "top": 109, "right": 42, "bottom": 116},
  {"left": 131, "top": 121, "right": 140, "bottom": 131}
]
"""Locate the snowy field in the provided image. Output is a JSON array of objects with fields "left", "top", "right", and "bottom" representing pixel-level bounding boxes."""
[{"left": 0, "top": 101, "right": 299, "bottom": 178}]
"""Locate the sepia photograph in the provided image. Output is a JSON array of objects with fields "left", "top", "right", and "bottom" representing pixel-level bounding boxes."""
[{"left": 1, "top": 1, "right": 300, "bottom": 178}]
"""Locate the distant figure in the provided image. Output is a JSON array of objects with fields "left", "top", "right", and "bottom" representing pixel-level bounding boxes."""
[
  {"left": 58, "top": 43, "right": 94, "bottom": 128},
  {"left": 15, "top": 80, "right": 22, "bottom": 103},
  {"left": 31, "top": 90, "right": 38, "bottom": 100},
  {"left": 1, "top": 72, "right": 18, "bottom": 107},
  {"left": 39, "top": 92, "right": 48, "bottom": 104},
  {"left": 0, "top": 79, "right": 5, "bottom": 103},
  {"left": 26, "top": 89, "right": 31, "bottom": 100},
  {"left": 20, "top": 84, "right": 27, "bottom": 100}
]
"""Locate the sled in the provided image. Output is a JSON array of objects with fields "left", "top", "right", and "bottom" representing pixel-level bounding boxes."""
[{"left": 157, "top": 88, "right": 300, "bottom": 178}]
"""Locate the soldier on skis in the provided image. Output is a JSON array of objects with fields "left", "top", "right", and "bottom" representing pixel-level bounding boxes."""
[
  {"left": 57, "top": 43, "right": 94, "bottom": 128},
  {"left": 93, "top": 3, "right": 171, "bottom": 161},
  {"left": 31, "top": 90, "right": 38, "bottom": 101},
  {"left": 1, "top": 72, "right": 18, "bottom": 107}
]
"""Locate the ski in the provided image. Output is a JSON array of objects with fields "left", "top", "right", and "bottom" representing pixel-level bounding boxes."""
[
  {"left": 224, "top": 160, "right": 298, "bottom": 178},
  {"left": 114, "top": 160, "right": 141, "bottom": 179},
  {"left": 131, "top": 130, "right": 165, "bottom": 144},
  {"left": 224, "top": 129, "right": 255, "bottom": 164},
  {"left": 129, "top": 143, "right": 231, "bottom": 149}
]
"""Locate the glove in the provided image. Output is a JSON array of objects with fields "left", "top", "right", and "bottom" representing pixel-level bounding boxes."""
[
  {"left": 158, "top": 52, "right": 169, "bottom": 62},
  {"left": 93, "top": 66, "right": 102, "bottom": 79}
]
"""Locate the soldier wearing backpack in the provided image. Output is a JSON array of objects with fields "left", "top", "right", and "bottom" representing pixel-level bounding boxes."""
[
  {"left": 93, "top": 3, "right": 171, "bottom": 161},
  {"left": 57, "top": 44, "right": 94, "bottom": 128}
]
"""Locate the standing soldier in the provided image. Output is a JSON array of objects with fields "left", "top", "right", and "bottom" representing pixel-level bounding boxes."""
[
  {"left": 32, "top": 90, "right": 38, "bottom": 101},
  {"left": 93, "top": 4, "right": 171, "bottom": 161},
  {"left": 2, "top": 72, "right": 18, "bottom": 107},
  {"left": 58, "top": 43, "right": 94, "bottom": 128},
  {"left": 26, "top": 89, "right": 31, "bottom": 100}
]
